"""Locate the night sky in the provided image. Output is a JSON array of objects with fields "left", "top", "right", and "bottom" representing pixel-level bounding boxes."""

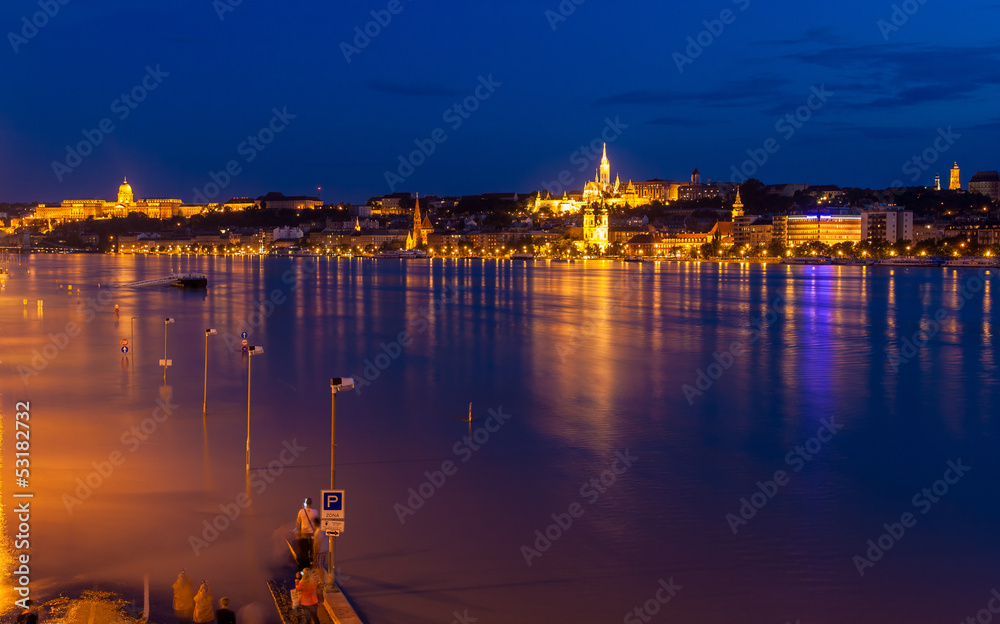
[{"left": 1, "top": 0, "right": 998, "bottom": 203}]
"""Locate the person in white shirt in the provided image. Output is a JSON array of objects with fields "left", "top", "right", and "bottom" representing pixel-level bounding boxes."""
[{"left": 295, "top": 497, "right": 320, "bottom": 569}]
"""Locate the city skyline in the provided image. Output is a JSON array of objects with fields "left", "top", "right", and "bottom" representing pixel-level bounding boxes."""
[{"left": 1, "top": 2, "right": 998, "bottom": 203}]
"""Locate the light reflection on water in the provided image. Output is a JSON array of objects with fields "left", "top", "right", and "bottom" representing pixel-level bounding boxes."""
[{"left": 1, "top": 256, "right": 999, "bottom": 623}]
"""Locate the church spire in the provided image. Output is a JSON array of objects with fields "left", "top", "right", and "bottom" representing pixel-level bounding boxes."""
[{"left": 732, "top": 186, "right": 744, "bottom": 218}]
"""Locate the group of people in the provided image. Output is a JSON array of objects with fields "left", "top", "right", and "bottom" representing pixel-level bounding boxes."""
[
  {"left": 172, "top": 571, "right": 235, "bottom": 624},
  {"left": 295, "top": 497, "right": 327, "bottom": 571}
]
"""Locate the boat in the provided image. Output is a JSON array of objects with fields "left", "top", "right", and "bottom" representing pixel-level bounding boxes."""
[
  {"left": 877, "top": 257, "right": 944, "bottom": 267},
  {"left": 511, "top": 252, "right": 534, "bottom": 260},
  {"left": 832, "top": 257, "right": 875, "bottom": 266},
  {"left": 942, "top": 257, "right": 997, "bottom": 268},
  {"left": 171, "top": 273, "right": 208, "bottom": 288},
  {"left": 623, "top": 256, "right": 644, "bottom": 263},
  {"left": 783, "top": 256, "right": 832, "bottom": 265}
]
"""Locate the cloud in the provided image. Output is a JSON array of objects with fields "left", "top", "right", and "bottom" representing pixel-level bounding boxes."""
[
  {"left": 755, "top": 26, "right": 843, "bottom": 46},
  {"left": 788, "top": 42, "right": 1000, "bottom": 109},
  {"left": 367, "top": 80, "right": 464, "bottom": 97}
]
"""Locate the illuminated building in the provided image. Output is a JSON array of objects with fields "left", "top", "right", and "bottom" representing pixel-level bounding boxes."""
[
  {"left": 677, "top": 167, "right": 727, "bottom": 201},
  {"left": 255, "top": 192, "right": 322, "bottom": 210},
  {"left": 582, "top": 202, "right": 609, "bottom": 249},
  {"left": 406, "top": 194, "right": 434, "bottom": 249},
  {"left": 632, "top": 179, "right": 681, "bottom": 202},
  {"left": 534, "top": 142, "right": 653, "bottom": 213},
  {"left": 968, "top": 171, "right": 1000, "bottom": 201},
  {"left": 773, "top": 214, "right": 862, "bottom": 247},
  {"left": 34, "top": 177, "right": 196, "bottom": 225},
  {"left": 731, "top": 187, "right": 760, "bottom": 246},
  {"left": 950, "top": 162, "right": 961, "bottom": 190},
  {"left": 935, "top": 171, "right": 941, "bottom": 191},
  {"left": 861, "top": 209, "right": 913, "bottom": 244}
]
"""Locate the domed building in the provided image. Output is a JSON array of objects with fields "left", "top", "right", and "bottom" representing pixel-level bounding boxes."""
[
  {"left": 117, "top": 178, "right": 134, "bottom": 205},
  {"left": 33, "top": 176, "right": 199, "bottom": 225}
]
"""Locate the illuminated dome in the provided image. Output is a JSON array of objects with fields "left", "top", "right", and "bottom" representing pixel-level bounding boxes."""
[{"left": 118, "top": 177, "right": 134, "bottom": 205}]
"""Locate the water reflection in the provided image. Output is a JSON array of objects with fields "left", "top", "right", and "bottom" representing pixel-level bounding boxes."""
[{"left": 2, "top": 256, "right": 999, "bottom": 622}]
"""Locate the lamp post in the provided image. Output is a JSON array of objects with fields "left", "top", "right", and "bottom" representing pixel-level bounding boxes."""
[
  {"left": 130, "top": 316, "right": 139, "bottom": 369},
  {"left": 246, "top": 346, "right": 264, "bottom": 475},
  {"left": 328, "top": 376, "right": 355, "bottom": 586},
  {"left": 161, "top": 317, "right": 175, "bottom": 383},
  {"left": 203, "top": 328, "right": 218, "bottom": 415}
]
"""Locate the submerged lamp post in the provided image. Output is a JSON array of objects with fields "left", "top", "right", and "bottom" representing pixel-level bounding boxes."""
[
  {"left": 203, "top": 328, "right": 218, "bottom": 415},
  {"left": 161, "top": 317, "right": 175, "bottom": 383},
  {"left": 328, "top": 376, "right": 355, "bottom": 585},
  {"left": 246, "top": 345, "right": 264, "bottom": 474}
]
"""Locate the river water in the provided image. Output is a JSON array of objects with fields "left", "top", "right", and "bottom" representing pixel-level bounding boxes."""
[{"left": 1, "top": 255, "right": 999, "bottom": 623}]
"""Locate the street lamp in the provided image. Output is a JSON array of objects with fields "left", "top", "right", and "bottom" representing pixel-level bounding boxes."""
[
  {"left": 328, "top": 376, "right": 355, "bottom": 586},
  {"left": 246, "top": 346, "right": 264, "bottom": 475},
  {"left": 161, "top": 317, "right": 175, "bottom": 383},
  {"left": 203, "top": 328, "right": 218, "bottom": 415}
]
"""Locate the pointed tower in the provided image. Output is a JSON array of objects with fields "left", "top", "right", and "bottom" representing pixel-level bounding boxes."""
[
  {"left": 950, "top": 162, "right": 961, "bottom": 190},
  {"left": 614, "top": 173, "right": 621, "bottom": 194},
  {"left": 409, "top": 193, "right": 423, "bottom": 249},
  {"left": 691, "top": 168, "right": 701, "bottom": 185},
  {"left": 934, "top": 172, "right": 941, "bottom": 191},
  {"left": 599, "top": 142, "right": 611, "bottom": 190},
  {"left": 732, "top": 186, "right": 744, "bottom": 219}
]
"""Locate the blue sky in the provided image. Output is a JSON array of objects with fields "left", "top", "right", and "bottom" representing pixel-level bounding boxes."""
[{"left": 1, "top": 0, "right": 998, "bottom": 203}]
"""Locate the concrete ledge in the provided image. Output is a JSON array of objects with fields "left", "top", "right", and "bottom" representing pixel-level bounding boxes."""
[{"left": 322, "top": 588, "right": 364, "bottom": 624}]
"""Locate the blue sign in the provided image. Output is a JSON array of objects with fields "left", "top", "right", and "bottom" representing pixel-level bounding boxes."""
[
  {"left": 121, "top": 346, "right": 129, "bottom": 354},
  {"left": 322, "top": 490, "right": 345, "bottom": 519},
  {"left": 241, "top": 331, "right": 248, "bottom": 339}
]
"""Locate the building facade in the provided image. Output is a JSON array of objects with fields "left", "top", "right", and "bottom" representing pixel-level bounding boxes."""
[
  {"left": 861, "top": 209, "right": 913, "bottom": 244},
  {"left": 969, "top": 171, "right": 1000, "bottom": 201}
]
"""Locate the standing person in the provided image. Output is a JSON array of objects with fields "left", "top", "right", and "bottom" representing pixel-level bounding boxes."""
[
  {"left": 295, "top": 569, "right": 320, "bottom": 624},
  {"left": 193, "top": 581, "right": 215, "bottom": 624},
  {"left": 15, "top": 600, "right": 38, "bottom": 624},
  {"left": 172, "top": 571, "right": 195, "bottom": 624},
  {"left": 215, "top": 598, "right": 235, "bottom": 624},
  {"left": 295, "top": 497, "right": 319, "bottom": 569}
]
